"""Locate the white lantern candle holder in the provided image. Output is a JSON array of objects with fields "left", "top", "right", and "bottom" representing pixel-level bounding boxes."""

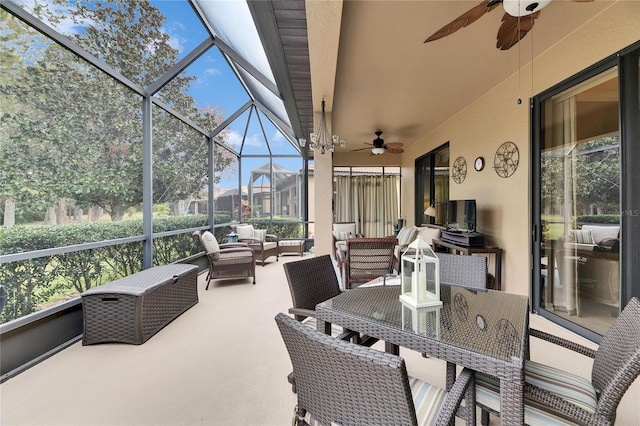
[
  {"left": 399, "top": 237, "right": 442, "bottom": 308},
  {"left": 401, "top": 301, "right": 441, "bottom": 337}
]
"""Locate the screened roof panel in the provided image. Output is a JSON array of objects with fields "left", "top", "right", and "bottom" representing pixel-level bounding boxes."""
[
  {"left": 235, "top": 65, "right": 292, "bottom": 136},
  {"left": 15, "top": 0, "right": 208, "bottom": 88},
  {"left": 195, "top": 0, "right": 275, "bottom": 84},
  {"left": 153, "top": 48, "right": 251, "bottom": 125},
  {"left": 258, "top": 112, "right": 300, "bottom": 155}
]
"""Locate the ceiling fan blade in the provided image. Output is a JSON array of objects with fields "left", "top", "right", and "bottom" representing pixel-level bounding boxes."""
[
  {"left": 425, "top": 0, "right": 500, "bottom": 43},
  {"left": 387, "top": 147, "right": 404, "bottom": 154},
  {"left": 496, "top": 11, "right": 539, "bottom": 50},
  {"left": 386, "top": 142, "right": 404, "bottom": 149},
  {"left": 351, "top": 147, "right": 373, "bottom": 152}
]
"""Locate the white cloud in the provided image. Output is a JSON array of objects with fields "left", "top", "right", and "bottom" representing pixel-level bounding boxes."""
[
  {"left": 226, "top": 130, "right": 262, "bottom": 149},
  {"left": 244, "top": 133, "right": 262, "bottom": 147},
  {"left": 204, "top": 67, "right": 222, "bottom": 76},
  {"left": 162, "top": 22, "right": 186, "bottom": 54},
  {"left": 271, "top": 131, "right": 286, "bottom": 145},
  {"left": 21, "top": 0, "right": 92, "bottom": 36},
  {"left": 166, "top": 33, "right": 184, "bottom": 53},
  {"left": 226, "top": 130, "right": 243, "bottom": 148}
]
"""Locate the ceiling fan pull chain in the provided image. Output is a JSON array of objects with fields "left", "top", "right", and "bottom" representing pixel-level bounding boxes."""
[{"left": 517, "top": 14, "right": 522, "bottom": 104}]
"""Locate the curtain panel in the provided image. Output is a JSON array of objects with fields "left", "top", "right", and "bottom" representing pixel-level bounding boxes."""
[{"left": 335, "top": 175, "right": 399, "bottom": 237}]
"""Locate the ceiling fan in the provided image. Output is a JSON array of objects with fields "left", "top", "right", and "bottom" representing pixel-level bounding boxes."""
[
  {"left": 424, "top": 0, "right": 593, "bottom": 51},
  {"left": 351, "top": 131, "right": 404, "bottom": 155}
]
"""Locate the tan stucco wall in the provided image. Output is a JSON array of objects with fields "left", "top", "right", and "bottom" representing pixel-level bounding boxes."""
[
  {"left": 324, "top": 5, "right": 640, "bottom": 416},
  {"left": 399, "top": 1, "right": 639, "bottom": 296}
]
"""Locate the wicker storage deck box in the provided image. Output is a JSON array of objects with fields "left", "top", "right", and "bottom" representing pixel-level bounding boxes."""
[{"left": 81, "top": 264, "right": 199, "bottom": 345}]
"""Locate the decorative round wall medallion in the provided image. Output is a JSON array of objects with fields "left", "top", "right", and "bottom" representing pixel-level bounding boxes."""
[
  {"left": 475, "top": 314, "right": 487, "bottom": 331},
  {"left": 494, "top": 141, "right": 519, "bottom": 178},
  {"left": 474, "top": 156, "right": 485, "bottom": 171},
  {"left": 452, "top": 156, "right": 467, "bottom": 184},
  {"left": 495, "top": 318, "right": 519, "bottom": 354},
  {"left": 453, "top": 293, "right": 469, "bottom": 322}
]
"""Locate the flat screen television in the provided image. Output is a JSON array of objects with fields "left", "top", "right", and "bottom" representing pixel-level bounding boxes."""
[{"left": 447, "top": 199, "right": 476, "bottom": 232}]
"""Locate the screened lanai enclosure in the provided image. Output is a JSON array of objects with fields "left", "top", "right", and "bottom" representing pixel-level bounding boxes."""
[{"left": 0, "top": 0, "right": 313, "bottom": 349}]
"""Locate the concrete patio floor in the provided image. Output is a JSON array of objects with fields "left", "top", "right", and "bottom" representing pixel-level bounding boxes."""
[{"left": 1, "top": 253, "right": 638, "bottom": 425}]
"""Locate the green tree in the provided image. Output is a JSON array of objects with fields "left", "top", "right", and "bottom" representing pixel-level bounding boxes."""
[{"left": 0, "top": 1, "right": 235, "bottom": 223}]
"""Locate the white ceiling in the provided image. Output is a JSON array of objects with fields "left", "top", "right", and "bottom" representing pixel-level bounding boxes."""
[{"left": 308, "top": 0, "right": 612, "bottom": 153}]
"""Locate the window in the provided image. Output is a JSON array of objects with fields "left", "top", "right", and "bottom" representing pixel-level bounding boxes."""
[{"left": 415, "top": 143, "right": 449, "bottom": 226}]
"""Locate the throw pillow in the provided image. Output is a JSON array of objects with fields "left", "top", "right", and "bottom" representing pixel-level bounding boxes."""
[
  {"left": 235, "top": 224, "right": 255, "bottom": 240},
  {"left": 417, "top": 226, "right": 441, "bottom": 246},
  {"left": 397, "top": 226, "right": 418, "bottom": 246},
  {"left": 334, "top": 231, "right": 351, "bottom": 241},
  {"left": 253, "top": 229, "right": 267, "bottom": 241},
  {"left": 200, "top": 231, "right": 220, "bottom": 254},
  {"left": 570, "top": 229, "right": 595, "bottom": 244}
]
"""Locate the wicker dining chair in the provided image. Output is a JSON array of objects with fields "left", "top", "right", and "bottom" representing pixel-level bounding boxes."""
[
  {"left": 340, "top": 237, "right": 398, "bottom": 289},
  {"left": 275, "top": 312, "right": 476, "bottom": 426},
  {"left": 192, "top": 231, "right": 256, "bottom": 288},
  {"left": 476, "top": 297, "right": 640, "bottom": 426},
  {"left": 282, "top": 255, "right": 354, "bottom": 339},
  {"left": 436, "top": 252, "right": 487, "bottom": 289}
]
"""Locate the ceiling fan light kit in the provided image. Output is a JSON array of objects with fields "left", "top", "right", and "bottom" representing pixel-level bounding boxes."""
[
  {"left": 351, "top": 130, "right": 404, "bottom": 155},
  {"left": 502, "top": 0, "right": 551, "bottom": 17}
]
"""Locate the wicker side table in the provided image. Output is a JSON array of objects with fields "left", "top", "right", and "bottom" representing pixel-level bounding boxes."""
[{"left": 81, "top": 264, "right": 199, "bottom": 345}]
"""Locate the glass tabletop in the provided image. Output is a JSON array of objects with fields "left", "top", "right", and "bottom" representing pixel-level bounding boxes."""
[{"left": 317, "top": 284, "right": 529, "bottom": 363}]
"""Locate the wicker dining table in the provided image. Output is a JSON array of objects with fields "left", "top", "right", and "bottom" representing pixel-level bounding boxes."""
[{"left": 316, "top": 283, "right": 530, "bottom": 425}]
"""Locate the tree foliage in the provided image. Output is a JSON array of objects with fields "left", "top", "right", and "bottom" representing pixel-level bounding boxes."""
[
  {"left": 541, "top": 136, "right": 620, "bottom": 219},
  {"left": 0, "top": 1, "right": 236, "bottom": 223}
]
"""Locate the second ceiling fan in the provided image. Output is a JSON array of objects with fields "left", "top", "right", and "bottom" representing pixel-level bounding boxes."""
[
  {"left": 352, "top": 131, "right": 404, "bottom": 155},
  {"left": 424, "top": 0, "right": 593, "bottom": 51}
]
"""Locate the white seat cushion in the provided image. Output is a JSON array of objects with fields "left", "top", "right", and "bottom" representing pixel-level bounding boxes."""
[
  {"left": 200, "top": 231, "right": 220, "bottom": 254},
  {"left": 301, "top": 373, "right": 446, "bottom": 426},
  {"left": 409, "top": 377, "right": 446, "bottom": 426},
  {"left": 476, "top": 360, "right": 598, "bottom": 426},
  {"left": 235, "top": 224, "right": 255, "bottom": 240},
  {"left": 279, "top": 240, "right": 303, "bottom": 247},
  {"left": 582, "top": 225, "right": 619, "bottom": 244},
  {"left": 332, "top": 223, "right": 356, "bottom": 241},
  {"left": 262, "top": 241, "right": 277, "bottom": 251}
]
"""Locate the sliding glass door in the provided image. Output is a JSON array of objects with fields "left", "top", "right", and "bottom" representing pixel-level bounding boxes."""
[{"left": 532, "top": 42, "right": 640, "bottom": 340}]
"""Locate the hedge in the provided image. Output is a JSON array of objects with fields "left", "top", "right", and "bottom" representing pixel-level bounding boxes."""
[{"left": 0, "top": 213, "right": 305, "bottom": 323}]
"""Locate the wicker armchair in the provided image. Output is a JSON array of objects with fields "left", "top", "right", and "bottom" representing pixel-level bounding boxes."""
[
  {"left": 331, "top": 222, "right": 359, "bottom": 259},
  {"left": 192, "top": 231, "right": 256, "bottom": 288},
  {"left": 339, "top": 237, "right": 398, "bottom": 289},
  {"left": 275, "top": 312, "right": 476, "bottom": 426},
  {"left": 232, "top": 224, "right": 279, "bottom": 266},
  {"left": 477, "top": 297, "right": 640, "bottom": 426}
]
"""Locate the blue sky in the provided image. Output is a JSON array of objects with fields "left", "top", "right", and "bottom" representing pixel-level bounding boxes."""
[
  {"left": 21, "top": 0, "right": 301, "bottom": 187},
  {"left": 151, "top": 0, "right": 302, "bottom": 188}
]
